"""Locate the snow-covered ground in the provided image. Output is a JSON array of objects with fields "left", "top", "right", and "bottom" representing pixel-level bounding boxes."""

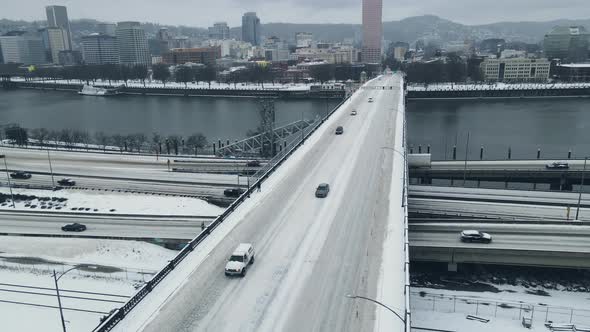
[
  {"left": 0, "top": 188, "right": 223, "bottom": 216},
  {"left": 408, "top": 82, "right": 590, "bottom": 92},
  {"left": 0, "top": 237, "right": 176, "bottom": 332},
  {"left": 412, "top": 286, "right": 590, "bottom": 332}
]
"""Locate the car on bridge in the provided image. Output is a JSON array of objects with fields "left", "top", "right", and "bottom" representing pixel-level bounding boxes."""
[
  {"left": 225, "top": 243, "right": 255, "bottom": 277},
  {"left": 460, "top": 230, "right": 492, "bottom": 243},
  {"left": 10, "top": 171, "right": 32, "bottom": 179},
  {"left": 368, "top": 97, "right": 374, "bottom": 103},
  {"left": 545, "top": 162, "right": 569, "bottom": 169},
  {"left": 61, "top": 223, "right": 87, "bottom": 232},
  {"left": 224, "top": 188, "right": 246, "bottom": 197},
  {"left": 57, "top": 178, "right": 76, "bottom": 186},
  {"left": 335, "top": 126, "right": 344, "bottom": 135},
  {"left": 350, "top": 110, "right": 357, "bottom": 116},
  {"left": 315, "top": 183, "right": 330, "bottom": 198}
]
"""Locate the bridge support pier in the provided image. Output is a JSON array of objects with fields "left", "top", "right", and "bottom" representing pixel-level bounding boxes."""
[{"left": 447, "top": 262, "right": 458, "bottom": 272}]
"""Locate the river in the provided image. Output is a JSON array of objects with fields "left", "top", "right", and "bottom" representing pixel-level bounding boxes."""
[{"left": 1, "top": 89, "right": 589, "bottom": 160}]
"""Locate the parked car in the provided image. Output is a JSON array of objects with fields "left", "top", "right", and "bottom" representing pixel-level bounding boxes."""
[
  {"left": 225, "top": 243, "right": 255, "bottom": 277},
  {"left": 460, "top": 230, "right": 492, "bottom": 243},
  {"left": 335, "top": 126, "right": 344, "bottom": 135},
  {"left": 10, "top": 171, "right": 31, "bottom": 179},
  {"left": 224, "top": 188, "right": 246, "bottom": 197},
  {"left": 350, "top": 110, "right": 358, "bottom": 116},
  {"left": 315, "top": 183, "right": 330, "bottom": 198},
  {"left": 545, "top": 162, "right": 569, "bottom": 169},
  {"left": 246, "top": 160, "right": 261, "bottom": 167},
  {"left": 57, "top": 178, "right": 76, "bottom": 186},
  {"left": 61, "top": 223, "right": 87, "bottom": 232}
]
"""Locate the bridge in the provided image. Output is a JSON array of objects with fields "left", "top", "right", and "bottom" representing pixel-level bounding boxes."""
[
  {"left": 89, "top": 74, "right": 410, "bottom": 332},
  {"left": 410, "top": 159, "right": 590, "bottom": 191}
]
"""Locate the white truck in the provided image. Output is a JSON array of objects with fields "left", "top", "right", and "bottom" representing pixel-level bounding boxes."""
[{"left": 224, "top": 243, "right": 255, "bottom": 277}]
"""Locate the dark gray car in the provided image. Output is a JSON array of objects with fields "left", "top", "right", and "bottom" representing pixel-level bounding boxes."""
[{"left": 315, "top": 183, "right": 330, "bottom": 198}]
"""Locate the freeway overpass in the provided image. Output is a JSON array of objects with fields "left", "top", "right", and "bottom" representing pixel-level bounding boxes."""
[
  {"left": 409, "top": 222, "right": 590, "bottom": 270},
  {"left": 91, "top": 74, "right": 409, "bottom": 332},
  {"left": 410, "top": 159, "right": 590, "bottom": 191}
]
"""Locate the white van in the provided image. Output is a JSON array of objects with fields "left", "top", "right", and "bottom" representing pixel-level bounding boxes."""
[{"left": 224, "top": 243, "right": 255, "bottom": 277}]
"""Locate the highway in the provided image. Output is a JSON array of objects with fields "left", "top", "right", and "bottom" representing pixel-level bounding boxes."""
[
  {"left": 0, "top": 148, "right": 246, "bottom": 186},
  {"left": 0, "top": 212, "right": 210, "bottom": 240},
  {"left": 113, "top": 74, "right": 406, "bottom": 332},
  {"left": 429, "top": 159, "right": 587, "bottom": 171}
]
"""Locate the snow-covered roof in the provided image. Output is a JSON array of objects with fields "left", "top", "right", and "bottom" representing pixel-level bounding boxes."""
[{"left": 559, "top": 63, "right": 590, "bottom": 68}]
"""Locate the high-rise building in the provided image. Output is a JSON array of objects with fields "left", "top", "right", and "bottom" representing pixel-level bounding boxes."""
[
  {"left": 242, "top": 12, "right": 261, "bottom": 46},
  {"left": 544, "top": 26, "right": 590, "bottom": 63},
  {"left": 0, "top": 32, "right": 47, "bottom": 65},
  {"left": 40, "top": 27, "right": 70, "bottom": 63},
  {"left": 296, "top": 32, "right": 313, "bottom": 48},
  {"left": 361, "top": 0, "right": 383, "bottom": 64},
  {"left": 45, "top": 5, "right": 72, "bottom": 50},
  {"left": 209, "top": 22, "right": 230, "bottom": 40},
  {"left": 116, "top": 22, "right": 150, "bottom": 66},
  {"left": 81, "top": 33, "right": 119, "bottom": 64},
  {"left": 97, "top": 23, "right": 117, "bottom": 36}
]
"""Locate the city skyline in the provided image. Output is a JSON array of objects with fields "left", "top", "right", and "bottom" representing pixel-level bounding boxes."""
[{"left": 2, "top": 0, "right": 590, "bottom": 27}]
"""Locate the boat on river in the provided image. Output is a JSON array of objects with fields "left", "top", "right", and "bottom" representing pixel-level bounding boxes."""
[{"left": 78, "top": 84, "right": 121, "bottom": 96}]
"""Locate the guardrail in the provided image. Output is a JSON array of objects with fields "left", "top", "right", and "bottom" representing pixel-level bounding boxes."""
[
  {"left": 402, "top": 85, "right": 412, "bottom": 332},
  {"left": 92, "top": 94, "right": 352, "bottom": 331}
]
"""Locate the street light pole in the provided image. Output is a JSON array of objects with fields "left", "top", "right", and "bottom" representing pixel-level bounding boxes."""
[
  {"left": 47, "top": 150, "right": 55, "bottom": 188},
  {"left": 1, "top": 154, "right": 15, "bottom": 208},
  {"left": 576, "top": 157, "right": 588, "bottom": 220},
  {"left": 346, "top": 294, "right": 405, "bottom": 324},
  {"left": 53, "top": 266, "right": 90, "bottom": 332}
]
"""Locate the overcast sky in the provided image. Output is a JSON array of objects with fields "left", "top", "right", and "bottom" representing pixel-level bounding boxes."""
[{"left": 3, "top": 0, "right": 590, "bottom": 27}]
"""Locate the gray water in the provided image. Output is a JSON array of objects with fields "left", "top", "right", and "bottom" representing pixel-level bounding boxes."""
[
  {"left": 0, "top": 89, "right": 339, "bottom": 141},
  {"left": 1, "top": 89, "right": 589, "bottom": 160}
]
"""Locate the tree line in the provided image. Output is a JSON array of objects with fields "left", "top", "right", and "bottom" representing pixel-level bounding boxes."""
[{"left": 3, "top": 125, "right": 209, "bottom": 156}]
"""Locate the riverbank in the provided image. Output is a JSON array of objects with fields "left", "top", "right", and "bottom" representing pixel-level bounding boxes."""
[
  {"left": 8, "top": 78, "right": 346, "bottom": 100},
  {"left": 407, "top": 82, "right": 590, "bottom": 99}
]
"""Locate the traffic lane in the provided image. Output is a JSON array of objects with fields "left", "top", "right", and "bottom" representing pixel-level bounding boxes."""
[
  {"left": 140, "top": 78, "right": 381, "bottom": 332},
  {"left": 430, "top": 160, "right": 586, "bottom": 171},
  {"left": 410, "top": 231, "right": 590, "bottom": 253},
  {"left": 281, "top": 77, "right": 399, "bottom": 332}
]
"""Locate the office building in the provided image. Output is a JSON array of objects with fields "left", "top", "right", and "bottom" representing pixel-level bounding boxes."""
[
  {"left": 97, "top": 23, "right": 117, "bottom": 36},
  {"left": 209, "top": 22, "right": 230, "bottom": 40},
  {"left": 81, "top": 33, "right": 119, "bottom": 64},
  {"left": 242, "top": 12, "right": 261, "bottom": 46},
  {"left": 362, "top": 0, "right": 383, "bottom": 64},
  {"left": 116, "top": 22, "right": 150, "bottom": 66},
  {"left": 40, "top": 27, "right": 70, "bottom": 63},
  {"left": 0, "top": 32, "right": 47, "bottom": 65},
  {"left": 58, "top": 50, "right": 82, "bottom": 65},
  {"left": 296, "top": 32, "right": 313, "bottom": 48},
  {"left": 162, "top": 47, "right": 221, "bottom": 66},
  {"left": 544, "top": 26, "right": 590, "bottom": 63},
  {"left": 392, "top": 41, "right": 409, "bottom": 61},
  {"left": 45, "top": 5, "right": 72, "bottom": 50},
  {"left": 557, "top": 63, "right": 590, "bottom": 82},
  {"left": 481, "top": 57, "right": 550, "bottom": 82}
]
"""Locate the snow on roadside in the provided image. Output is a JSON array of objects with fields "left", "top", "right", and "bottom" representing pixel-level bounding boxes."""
[
  {"left": 0, "top": 188, "right": 223, "bottom": 216},
  {"left": 0, "top": 236, "right": 176, "bottom": 271}
]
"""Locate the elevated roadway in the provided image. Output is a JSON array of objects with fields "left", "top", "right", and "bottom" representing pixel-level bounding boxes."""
[{"left": 108, "top": 74, "right": 407, "bottom": 332}]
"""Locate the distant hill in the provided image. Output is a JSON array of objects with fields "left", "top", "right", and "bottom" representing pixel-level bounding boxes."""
[{"left": 2, "top": 15, "right": 589, "bottom": 45}]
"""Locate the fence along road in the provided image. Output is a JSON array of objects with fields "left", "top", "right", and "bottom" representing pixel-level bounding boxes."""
[{"left": 98, "top": 74, "right": 407, "bottom": 332}]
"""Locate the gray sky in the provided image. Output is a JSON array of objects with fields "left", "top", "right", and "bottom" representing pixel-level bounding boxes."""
[{"left": 3, "top": 0, "right": 590, "bottom": 26}]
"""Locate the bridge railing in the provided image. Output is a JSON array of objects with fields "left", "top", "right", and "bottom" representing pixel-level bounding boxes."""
[{"left": 92, "top": 93, "right": 351, "bottom": 332}]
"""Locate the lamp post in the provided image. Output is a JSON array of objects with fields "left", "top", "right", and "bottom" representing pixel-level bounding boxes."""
[
  {"left": 53, "top": 265, "right": 95, "bottom": 332},
  {"left": 346, "top": 294, "right": 406, "bottom": 324},
  {"left": 47, "top": 150, "right": 55, "bottom": 188},
  {"left": 576, "top": 157, "right": 588, "bottom": 221},
  {"left": 0, "top": 154, "right": 15, "bottom": 208}
]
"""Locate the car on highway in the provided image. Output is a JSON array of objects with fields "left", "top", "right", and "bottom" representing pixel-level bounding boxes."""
[
  {"left": 460, "top": 230, "right": 492, "bottom": 243},
  {"left": 335, "top": 126, "right": 344, "bottom": 135},
  {"left": 350, "top": 110, "right": 357, "bottom": 116},
  {"left": 10, "top": 171, "right": 32, "bottom": 179},
  {"left": 246, "top": 160, "right": 261, "bottom": 167},
  {"left": 61, "top": 223, "right": 87, "bottom": 232},
  {"left": 225, "top": 243, "right": 255, "bottom": 277},
  {"left": 224, "top": 188, "right": 246, "bottom": 197},
  {"left": 315, "top": 183, "right": 330, "bottom": 198},
  {"left": 57, "top": 178, "right": 76, "bottom": 186},
  {"left": 545, "top": 162, "right": 569, "bottom": 169},
  {"left": 368, "top": 97, "right": 374, "bottom": 103}
]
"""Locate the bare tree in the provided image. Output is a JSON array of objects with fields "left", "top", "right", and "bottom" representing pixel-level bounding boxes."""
[
  {"left": 30, "top": 128, "right": 49, "bottom": 147},
  {"left": 59, "top": 129, "right": 73, "bottom": 149},
  {"left": 186, "top": 133, "right": 208, "bottom": 155},
  {"left": 133, "top": 133, "right": 147, "bottom": 153},
  {"left": 112, "top": 134, "right": 126, "bottom": 152},
  {"left": 151, "top": 133, "right": 162, "bottom": 155},
  {"left": 94, "top": 132, "right": 110, "bottom": 152}
]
